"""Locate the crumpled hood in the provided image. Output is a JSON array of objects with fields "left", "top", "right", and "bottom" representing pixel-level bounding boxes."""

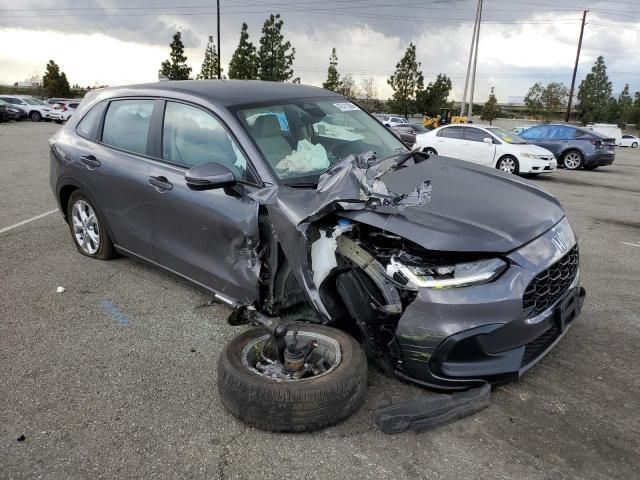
[{"left": 340, "top": 156, "right": 565, "bottom": 253}]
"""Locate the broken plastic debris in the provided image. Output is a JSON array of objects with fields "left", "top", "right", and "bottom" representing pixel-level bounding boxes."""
[
  {"left": 56, "top": 286, "right": 66, "bottom": 293},
  {"left": 374, "top": 383, "right": 491, "bottom": 434}
]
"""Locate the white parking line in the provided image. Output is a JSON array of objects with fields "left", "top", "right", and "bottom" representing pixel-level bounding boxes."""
[
  {"left": 621, "top": 242, "right": 640, "bottom": 248},
  {"left": 0, "top": 209, "right": 58, "bottom": 235}
]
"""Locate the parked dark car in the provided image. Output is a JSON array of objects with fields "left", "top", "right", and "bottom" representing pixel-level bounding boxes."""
[
  {"left": 49, "top": 81, "right": 585, "bottom": 432},
  {"left": 391, "top": 122, "right": 431, "bottom": 147},
  {"left": 519, "top": 124, "right": 615, "bottom": 170},
  {"left": 0, "top": 99, "right": 27, "bottom": 121}
]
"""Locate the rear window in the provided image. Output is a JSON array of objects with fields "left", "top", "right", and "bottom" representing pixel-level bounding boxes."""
[
  {"left": 438, "top": 126, "right": 463, "bottom": 139},
  {"left": 76, "top": 102, "right": 106, "bottom": 140},
  {"left": 101, "top": 100, "right": 154, "bottom": 155}
]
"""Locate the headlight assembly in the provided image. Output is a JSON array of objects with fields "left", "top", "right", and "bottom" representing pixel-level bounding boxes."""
[{"left": 386, "top": 256, "right": 507, "bottom": 289}]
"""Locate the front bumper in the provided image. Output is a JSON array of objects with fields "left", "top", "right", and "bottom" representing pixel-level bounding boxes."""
[
  {"left": 394, "top": 217, "right": 584, "bottom": 390},
  {"left": 520, "top": 157, "right": 557, "bottom": 174}
]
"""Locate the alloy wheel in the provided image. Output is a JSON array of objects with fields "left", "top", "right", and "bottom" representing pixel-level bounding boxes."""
[
  {"left": 71, "top": 200, "right": 100, "bottom": 255},
  {"left": 563, "top": 152, "right": 582, "bottom": 170},
  {"left": 499, "top": 157, "right": 516, "bottom": 173}
]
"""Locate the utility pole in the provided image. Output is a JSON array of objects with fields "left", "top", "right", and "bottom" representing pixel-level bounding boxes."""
[
  {"left": 217, "top": 0, "right": 221, "bottom": 79},
  {"left": 461, "top": 0, "right": 481, "bottom": 117},
  {"left": 468, "top": 0, "right": 483, "bottom": 118},
  {"left": 566, "top": 10, "right": 588, "bottom": 122}
]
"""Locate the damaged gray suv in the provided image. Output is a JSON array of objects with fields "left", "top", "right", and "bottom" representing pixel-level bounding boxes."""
[{"left": 50, "top": 80, "right": 585, "bottom": 432}]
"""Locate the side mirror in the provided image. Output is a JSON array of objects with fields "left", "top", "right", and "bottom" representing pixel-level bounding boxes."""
[
  {"left": 185, "top": 162, "right": 236, "bottom": 190},
  {"left": 483, "top": 137, "right": 493, "bottom": 145}
]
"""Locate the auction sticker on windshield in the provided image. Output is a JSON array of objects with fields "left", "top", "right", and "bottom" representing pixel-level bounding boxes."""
[{"left": 334, "top": 102, "right": 360, "bottom": 112}]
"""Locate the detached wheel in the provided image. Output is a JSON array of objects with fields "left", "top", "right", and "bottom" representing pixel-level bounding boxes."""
[
  {"left": 30, "top": 111, "right": 42, "bottom": 122},
  {"left": 66, "top": 191, "right": 115, "bottom": 260},
  {"left": 497, "top": 155, "right": 519, "bottom": 174},
  {"left": 562, "top": 150, "right": 583, "bottom": 170},
  {"left": 218, "top": 323, "right": 367, "bottom": 432}
]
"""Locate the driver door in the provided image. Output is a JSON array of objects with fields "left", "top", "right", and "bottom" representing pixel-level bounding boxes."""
[
  {"left": 147, "top": 100, "right": 260, "bottom": 303},
  {"left": 459, "top": 127, "right": 495, "bottom": 166}
]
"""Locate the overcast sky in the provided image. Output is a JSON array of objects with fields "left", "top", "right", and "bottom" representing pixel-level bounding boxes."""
[{"left": 1, "top": 0, "right": 639, "bottom": 101}]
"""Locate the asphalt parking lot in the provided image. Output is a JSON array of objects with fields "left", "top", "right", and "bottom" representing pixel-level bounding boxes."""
[{"left": 1, "top": 120, "right": 639, "bottom": 480}]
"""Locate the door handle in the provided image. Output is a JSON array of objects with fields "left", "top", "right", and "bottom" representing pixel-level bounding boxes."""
[
  {"left": 149, "top": 175, "right": 173, "bottom": 192},
  {"left": 80, "top": 154, "right": 101, "bottom": 169}
]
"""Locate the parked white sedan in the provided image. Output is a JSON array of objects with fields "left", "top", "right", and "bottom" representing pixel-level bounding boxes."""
[
  {"left": 620, "top": 135, "right": 638, "bottom": 148},
  {"left": 415, "top": 125, "right": 557, "bottom": 175}
]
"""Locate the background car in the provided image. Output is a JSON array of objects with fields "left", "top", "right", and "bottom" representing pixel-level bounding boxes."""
[
  {"left": 0, "top": 98, "right": 27, "bottom": 121},
  {"left": 47, "top": 97, "right": 74, "bottom": 105},
  {"left": 585, "top": 123, "right": 622, "bottom": 146},
  {"left": 620, "top": 134, "right": 639, "bottom": 148},
  {"left": 0, "top": 95, "right": 52, "bottom": 122},
  {"left": 519, "top": 124, "right": 616, "bottom": 170},
  {"left": 415, "top": 124, "right": 557, "bottom": 175},
  {"left": 50, "top": 100, "right": 80, "bottom": 123},
  {"left": 390, "top": 122, "right": 431, "bottom": 147},
  {"left": 381, "top": 115, "right": 408, "bottom": 128}
]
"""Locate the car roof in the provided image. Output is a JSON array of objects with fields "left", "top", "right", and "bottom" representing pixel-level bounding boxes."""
[{"left": 102, "top": 80, "right": 336, "bottom": 107}]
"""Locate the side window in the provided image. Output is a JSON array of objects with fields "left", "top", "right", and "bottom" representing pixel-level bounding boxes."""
[
  {"left": 162, "top": 101, "right": 248, "bottom": 180},
  {"left": 438, "top": 126, "right": 463, "bottom": 139},
  {"left": 102, "top": 100, "right": 154, "bottom": 155},
  {"left": 548, "top": 125, "right": 575, "bottom": 140},
  {"left": 464, "top": 127, "right": 490, "bottom": 142},
  {"left": 76, "top": 102, "right": 106, "bottom": 140},
  {"left": 520, "top": 126, "right": 545, "bottom": 140}
]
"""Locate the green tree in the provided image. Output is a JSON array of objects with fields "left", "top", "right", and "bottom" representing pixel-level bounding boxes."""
[
  {"left": 387, "top": 43, "right": 424, "bottom": 117},
  {"left": 481, "top": 87, "right": 500, "bottom": 125},
  {"left": 631, "top": 92, "right": 640, "bottom": 130},
  {"left": 616, "top": 84, "right": 633, "bottom": 128},
  {"left": 160, "top": 31, "right": 192, "bottom": 80},
  {"left": 322, "top": 48, "right": 341, "bottom": 91},
  {"left": 257, "top": 14, "right": 295, "bottom": 82},
  {"left": 197, "top": 35, "right": 222, "bottom": 79},
  {"left": 415, "top": 73, "right": 452, "bottom": 116},
  {"left": 524, "top": 82, "right": 568, "bottom": 122},
  {"left": 42, "top": 60, "right": 71, "bottom": 97},
  {"left": 228, "top": 23, "right": 258, "bottom": 80},
  {"left": 577, "top": 56, "right": 612, "bottom": 124}
]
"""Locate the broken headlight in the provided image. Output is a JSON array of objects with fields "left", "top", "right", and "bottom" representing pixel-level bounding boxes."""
[{"left": 386, "top": 256, "right": 507, "bottom": 289}]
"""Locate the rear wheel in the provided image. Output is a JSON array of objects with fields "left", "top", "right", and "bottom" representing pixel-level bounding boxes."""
[
  {"left": 30, "top": 111, "right": 41, "bottom": 122},
  {"left": 66, "top": 191, "right": 115, "bottom": 260},
  {"left": 632, "top": 142, "right": 638, "bottom": 148},
  {"left": 562, "top": 150, "right": 583, "bottom": 170},
  {"left": 218, "top": 323, "right": 367, "bottom": 432},
  {"left": 496, "top": 156, "right": 519, "bottom": 174},
  {"left": 423, "top": 147, "right": 438, "bottom": 156}
]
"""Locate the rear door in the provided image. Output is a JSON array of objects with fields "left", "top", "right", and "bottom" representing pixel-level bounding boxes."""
[
  {"left": 432, "top": 126, "right": 464, "bottom": 158},
  {"left": 83, "top": 98, "right": 159, "bottom": 259},
  {"left": 459, "top": 127, "right": 495, "bottom": 166},
  {"left": 146, "top": 100, "right": 260, "bottom": 302}
]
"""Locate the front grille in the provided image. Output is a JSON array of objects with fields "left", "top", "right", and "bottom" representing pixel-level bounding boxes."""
[
  {"left": 523, "top": 245, "right": 579, "bottom": 318},
  {"left": 522, "top": 325, "right": 560, "bottom": 365}
]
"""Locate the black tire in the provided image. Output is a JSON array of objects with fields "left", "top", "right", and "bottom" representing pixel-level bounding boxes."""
[
  {"left": 66, "top": 190, "right": 115, "bottom": 260},
  {"left": 423, "top": 147, "right": 438, "bottom": 155},
  {"left": 218, "top": 324, "right": 368, "bottom": 432},
  {"left": 561, "top": 150, "right": 583, "bottom": 170},
  {"left": 496, "top": 155, "right": 519, "bottom": 174},
  {"left": 632, "top": 142, "right": 638, "bottom": 148},
  {"left": 30, "top": 111, "right": 42, "bottom": 122}
]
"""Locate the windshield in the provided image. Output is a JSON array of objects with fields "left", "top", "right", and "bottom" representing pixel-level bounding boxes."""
[
  {"left": 235, "top": 97, "right": 407, "bottom": 184},
  {"left": 409, "top": 123, "right": 429, "bottom": 133},
  {"left": 486, "top": 127, "right": 527, "bottom": 144},
  {"left": 22, "top": 98, "right": 41, "bottom": 105}
]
